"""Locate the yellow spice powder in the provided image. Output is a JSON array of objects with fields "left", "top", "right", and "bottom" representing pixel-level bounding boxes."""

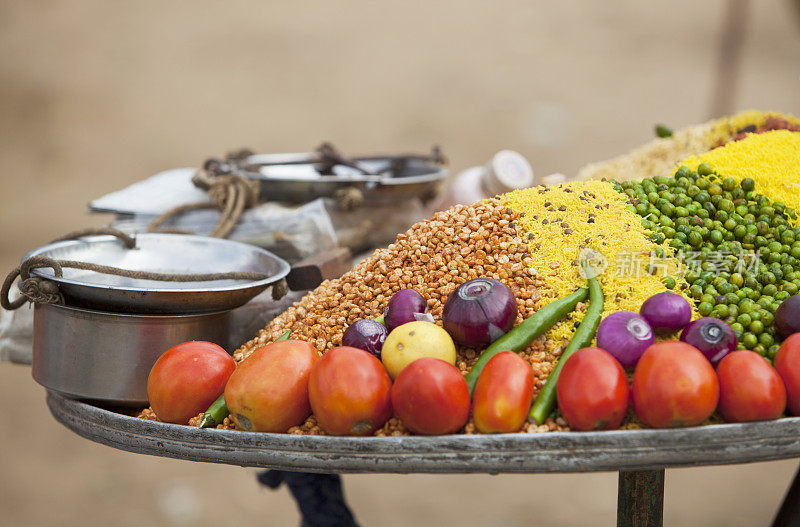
[
  {"left": 501, "top": 180, "right": 692, "bottom": 344},
  {"left": 680, "top": 130, "right": 800, "bottom": 216}
]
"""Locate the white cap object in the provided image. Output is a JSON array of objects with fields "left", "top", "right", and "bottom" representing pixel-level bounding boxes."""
[{"left": 483, "top": 150, "right": 535, "bottom": 195}]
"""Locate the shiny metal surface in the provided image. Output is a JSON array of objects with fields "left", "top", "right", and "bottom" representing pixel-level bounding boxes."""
[
  {"left": 47, "top": 390, "right": 800, "bottom": 474},
  {"left": 23, "top": 233, "right": 291, "bottom": 314},
  {"left": 242, "top": 154, "right": 448, "bottom": 204},
  {"left": 33, "top": 303, "right": 229, "bottom": 405}
]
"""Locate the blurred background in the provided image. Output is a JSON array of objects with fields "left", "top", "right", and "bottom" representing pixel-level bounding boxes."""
[{"left": 2, "top": 1, "right": 800, "bottom": 525}]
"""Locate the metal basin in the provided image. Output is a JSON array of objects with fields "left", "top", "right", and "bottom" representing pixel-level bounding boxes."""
[
  {"left": 242, "top": 153, "right": 448, "bottom": 204},
  {"left": 23, "top": 233, "right": 290, "bottom": 314},
  {"left": 33, "top": 303, "right": 230, "bottom": 405}
]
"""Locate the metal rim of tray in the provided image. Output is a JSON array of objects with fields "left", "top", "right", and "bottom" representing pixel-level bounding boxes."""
[{"left": 47, "top": 390, "right": 800, "bottom": 474}]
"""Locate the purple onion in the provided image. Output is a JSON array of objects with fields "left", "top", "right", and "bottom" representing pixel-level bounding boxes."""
[
  {"left": 384, "top": 289, "right": 428, "bottom": 331},
  {"left": 442, "top": 278, "right": 517, "bottom": 348},
  {"left": 775, "top": 295, "right": 800, "bottom": 339},
  {"left": 639, "top": 292, "right": 692, "bottom": 334},
  {"left": 596, "top": 311, "right": 655, "bottom": 368},
  {"left": 680, "top": 317, "right": 737, "bottom": 367},
  {"left": 342, "top": 319, "right": 388, "bottom": 358}
]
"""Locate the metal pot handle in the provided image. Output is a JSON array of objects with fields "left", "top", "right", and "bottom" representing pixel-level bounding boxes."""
[{"left": 285, "top": 247, "right": 351, "bottom": 291}]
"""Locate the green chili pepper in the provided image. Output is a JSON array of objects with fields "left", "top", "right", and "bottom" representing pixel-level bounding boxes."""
[
  {"left": 465, "top": 286, "right": 589, "bottom": 395},
  {"left": 529, "top": 264, "right": 604, "bottom": 424},
  {"left": 374, "top": 313, "right": 385, "bottom": 325},
  {"left": 198, "top": 330, "right": 291, "bottom": 429},
  {"left": 198, "top": 394, "right": 228, "bottom": 429}
]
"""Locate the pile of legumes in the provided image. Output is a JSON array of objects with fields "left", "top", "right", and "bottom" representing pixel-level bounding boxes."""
[{"left": 141, "top": 110, "right": 800, "bottom": 436}]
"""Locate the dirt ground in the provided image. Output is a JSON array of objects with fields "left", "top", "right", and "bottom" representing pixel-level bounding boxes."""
[{"left": 2, "top": 1, "right": 800, "bottom": 525}]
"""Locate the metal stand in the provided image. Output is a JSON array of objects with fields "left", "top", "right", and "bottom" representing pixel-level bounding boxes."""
[
  {"left": 617, "top": 470, "right": 665, "bottom": 527},
  {"left": 772, "top": 463, "right": 800, "bottom": 527}
]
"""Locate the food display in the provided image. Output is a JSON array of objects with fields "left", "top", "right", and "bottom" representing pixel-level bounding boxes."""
[
  {"left": 556, "top": 347, "right": 629, "bottom": 431},
  {"left": 472, "top": 351, "right": 534, "bottom": 433},
  {"left": 137, "top": 110, "right": 800, "bottom": 437},
  {"left": 224, "top": 338, "right": 318, "bottom": 433},
  {"left": 631, "top": 342, "right": 720, "bottom": 429},
  {"left": 308, "top": 346, "right": 393, "bottom": 436},
  {"left": 146, "top": 341, "right": 235, "bottom": 424},
  {"left": 391, "top": 358, "right": 470, "bottom": 435},
  {"left": 716, "top": 350, "right": 786, "bottom": 423},
  {"left": 381, "top": 321, "right": 457, "bottom": 380}
]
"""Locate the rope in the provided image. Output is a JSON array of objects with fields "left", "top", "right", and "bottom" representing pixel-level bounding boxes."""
[
  {"left": 1, "top": 256, "right": 65, "bottom": 310},
  {"left": 332, "top": 187, "right": 365, "bottom": 211},
  {"left": 51, "top": 227, "right": 137, "bottom": 249},
  {"left": 147, "top": 172, "right": 260, "bottom": 239}
]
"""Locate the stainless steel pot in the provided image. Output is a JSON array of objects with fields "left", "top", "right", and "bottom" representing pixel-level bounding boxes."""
[{"left": 32, "top": 303, "right": 230, "bottom": 405}]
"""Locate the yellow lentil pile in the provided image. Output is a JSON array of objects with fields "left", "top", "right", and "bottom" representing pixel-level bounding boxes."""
[
  {"left": 501, "top": 180, "right": 690, "bottom": 343},
  {"left": 680, "top": 130, "right": 800, "bottom": 214}
]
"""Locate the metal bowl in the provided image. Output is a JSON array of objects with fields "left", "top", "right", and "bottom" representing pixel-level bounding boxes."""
[
  {"left": 22, "top": 233, "right": 291, "bottom": 314},
  {"left": 242, "top": 153, "right": 448, "bottom": 204},
  {"left": 34, "top": 303, "right": 230, "bottom": 405}
]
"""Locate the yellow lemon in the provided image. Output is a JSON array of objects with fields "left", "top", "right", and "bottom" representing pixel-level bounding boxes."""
[{"left": 381, "top": 321, "right": 456, "bottom": 379}]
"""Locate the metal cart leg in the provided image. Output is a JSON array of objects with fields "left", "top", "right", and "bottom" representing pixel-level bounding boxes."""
[
  {"left": 257, "top": 470, "right": 360, "bottom": 527},
  {"left": 772, "top": 463, "right": 800, "bottom": 527},
  {"left": 617, "top": 470, "right": 665, "bottom": 527}
]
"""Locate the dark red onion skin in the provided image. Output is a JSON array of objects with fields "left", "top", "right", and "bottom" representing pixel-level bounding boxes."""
[
  {"left": 680, "top": 317, "right": 737, "bottom": 367},
  {"left": 384, "top": 289, "right": 428, "bottom": 332},
  {"left": 596, "top": 311, "right": 655, "bottom": 369},
  {"left": 442, "top": 278, "right": 517, "bottom": 348},
  {"left": 775, "top": 295, "right": 800, "bottom": 339},
  {"left": 342, "top": 319, "right": 388, "bottom": 358},
  {"left": 639, "top": 292, "right": 692, "bottom": 334}
]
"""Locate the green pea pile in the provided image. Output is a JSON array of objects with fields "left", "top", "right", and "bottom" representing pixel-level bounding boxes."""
[{"left": 614, "top": 162, "right": 800, "bottom": 360}]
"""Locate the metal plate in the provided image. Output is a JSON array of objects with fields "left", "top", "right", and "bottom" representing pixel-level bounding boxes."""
[
  {"left": 48, "top": 391, "right": 800, "bottom": 474},
  {"left": 23, "top": 234, "right": 290, "bottom": 314}
]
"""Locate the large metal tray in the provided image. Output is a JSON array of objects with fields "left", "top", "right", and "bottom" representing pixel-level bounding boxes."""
[
  {"left": 47, "top": 390, "right": 800, "bottom": 474},
  {"left": 23, "top": 233, "right": 291, "bottom": 314}
]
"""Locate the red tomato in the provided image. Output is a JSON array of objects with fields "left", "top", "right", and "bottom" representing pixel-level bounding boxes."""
[
  {"left": 556, "top": 347, "right": 629, "bottom": 431},
  {"left": 147, "top": 341, "right": 235, "bottom": 424},
  {"left": 224, "top": 340, "right": 318, "bottom": 432},
  {"left": 716, "top": 350, "right": 786, "bottom": 422},
  {"left": 632, "top": 341, "right": 719, "bottom": 428},
  {"left": 391, "top": 358, "right": 470, "bottom": 435},
  {"left": 774, "top": 333, "right": 800, "bottom": 415},
  {"left": 472, "top": 351, "right": 534, "bottom": 433},
  {"left": 308, "top": 346, "right": 393, "bottom": 435}
]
